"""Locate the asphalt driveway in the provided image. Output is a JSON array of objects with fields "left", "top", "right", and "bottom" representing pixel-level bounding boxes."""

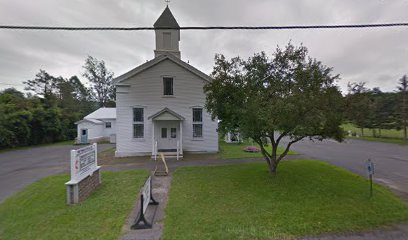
[{"left": 0, "top": 143, "right": 114, "bottom": 203}]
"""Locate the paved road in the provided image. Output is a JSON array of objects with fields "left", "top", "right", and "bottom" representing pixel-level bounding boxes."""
[
  {"left": 0, "top": 144, "right": 114, "bottom": 203},
  {"left": 284, "top": 138, "right": 408, "bottom": 197}
]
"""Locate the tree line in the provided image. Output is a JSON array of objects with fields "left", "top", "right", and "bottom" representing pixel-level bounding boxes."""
[
  {"left": 0, "top": 56, "right": 115, "bottom": 149},
  {"left": 345, "top": 76, "right": 408, "bottom": 140}
]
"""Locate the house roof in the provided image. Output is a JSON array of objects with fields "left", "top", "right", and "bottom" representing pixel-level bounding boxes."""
[
  {"left": 84, "top": 108, "right": 116, "bottom": 120},
  {"left": 75, "top": 119, "right": 104, "bottom": 125},
  {"left": 114, "top": 54, "right": 212, "bottom": 85},
  {"left": 148, "top": 107, "right": 185, "bottom": 120},
  {"left": 154, "top": 6, "right": 180, "bottom": 28}
]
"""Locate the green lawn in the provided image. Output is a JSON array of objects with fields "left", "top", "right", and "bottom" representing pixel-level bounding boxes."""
[
  {"left": 342, "top": 123, "right": 407, "bottom": 145},
  {"left": 348, "top": 136, "right": 408, "bottom": 145},
  {"left": 219, "top": 140, "right": 296, "bottom": 159},
  {"left": 0, "top": 170, "right": 148, "bottom": 240},
  {"left": 164, "top": 161, "right": 408, "bottom": 240}
]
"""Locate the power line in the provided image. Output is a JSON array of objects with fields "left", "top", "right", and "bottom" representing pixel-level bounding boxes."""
[
  {"left": 0, "top": 23, "right": 408, "bottom": 31},
  {"left": 0, "top": 82, "right": 24, "bottom": 86}
]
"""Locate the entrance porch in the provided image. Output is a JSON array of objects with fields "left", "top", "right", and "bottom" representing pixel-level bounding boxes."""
[{"left": 148, "top": 108, "right": 184, "bottom": 160}]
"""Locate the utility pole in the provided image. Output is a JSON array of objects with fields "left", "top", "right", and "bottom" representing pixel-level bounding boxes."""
[{"left": 398, "top": 75, "right": 408, "bottom": 141}]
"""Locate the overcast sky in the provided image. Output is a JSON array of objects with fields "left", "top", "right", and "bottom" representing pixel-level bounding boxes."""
[{"left": 0, "top": 0, "right": 407, "bottom": 93}]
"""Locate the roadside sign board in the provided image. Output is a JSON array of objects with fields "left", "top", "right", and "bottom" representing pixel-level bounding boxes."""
[
  {"left": 70, "top": 143, "right": 99, "bottom": 182},
  {"left": 131, "top": 176, "right": 158, "bottom": 229},
  {"left": 142, "top": 176, "right": 152, "bottom": 214},
  {"left": 366, "top": 159, "right": 374, "bottom": 176},
  {"left": 366, "top": 158, "right": 374, "bottom": 198}
]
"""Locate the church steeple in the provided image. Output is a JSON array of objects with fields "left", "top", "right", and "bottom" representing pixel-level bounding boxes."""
[{"left": 153, "top": 6, "right": 181, "bottom": 58}]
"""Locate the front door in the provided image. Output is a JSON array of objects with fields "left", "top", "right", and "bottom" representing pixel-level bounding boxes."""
[
  {"left": 156, "top": 121, "right": 178, "bottom": 151},
  {"left": 80, "top": 129, "right": 88, "bottom": 144}
]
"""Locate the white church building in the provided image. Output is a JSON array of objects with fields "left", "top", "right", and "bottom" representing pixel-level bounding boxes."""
[{"left": 112, "top": 6, "right": 219, "bottom": 158}]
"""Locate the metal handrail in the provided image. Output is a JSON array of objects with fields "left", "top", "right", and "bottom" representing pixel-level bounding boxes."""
[
  {"left": 176, "top": 140, "right": 180, "bottom": 161},
  {"left": 154, "top": 141, "right": 158, "bottom": 161}
]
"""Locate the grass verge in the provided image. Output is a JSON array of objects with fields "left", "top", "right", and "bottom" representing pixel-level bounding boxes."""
[
  {"left": 219, "top": 140, "right": 296, "bottom": 159},
  {"left": 342, "top": 123, "right": 407, "bottom": 145},
  {"left": 98, "top": 141, "right": 297, "bottom": 165},
  {"left": 0, "top": 170, "right": 148, "bottom": 240},
  {"left": 347, "top": 136, "right": 408, "bottom": 145},
  {"left": 164, "top": 161, "right": 408, "bottom": 240}
]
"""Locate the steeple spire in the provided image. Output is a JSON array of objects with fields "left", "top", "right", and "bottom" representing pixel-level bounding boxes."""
[{"left": 153, "top": 6, "right": 181, "bottom": 58}]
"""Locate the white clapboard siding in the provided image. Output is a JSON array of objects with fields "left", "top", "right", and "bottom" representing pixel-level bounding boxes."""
[
  {"left": 76, "top": 122, "right": 104, "bottom": 140},
  {"left": 77, "top": 119, "right": 116, "bottom": 142},
  {"left": 100, "top": 119, "right": 116, "bottom": 137},
  {"left": 115, "top": 59, "right": 218, "bottom": 157}
]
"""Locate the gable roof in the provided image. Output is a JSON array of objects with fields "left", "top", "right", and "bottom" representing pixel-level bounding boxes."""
[
  {"left": 84, "top": 108, "right": 116, "bottom": 120},
  {"left": 148, "top": 107, "right": 185, "bottom": 120},
  {"left": 154, "top": 6, "right": 180, "bottom": 28},
  {"left": 75, "top": 119, "right": 104, "bottom": 125},
  {"left": 114, "top": 54, "right": 212, "bottom": 85}
]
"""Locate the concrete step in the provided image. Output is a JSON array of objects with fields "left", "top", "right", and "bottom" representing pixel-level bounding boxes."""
[{"left": 151, "top": 153, "right": 183, "bottom": 160}]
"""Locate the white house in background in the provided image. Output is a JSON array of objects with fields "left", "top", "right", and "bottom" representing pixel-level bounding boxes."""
[
  {"left": 113, "top": 6, "right": 218, "bottom": 158},
  {"left": 75, "top": 107, "right": 116, "bottom": 144}
]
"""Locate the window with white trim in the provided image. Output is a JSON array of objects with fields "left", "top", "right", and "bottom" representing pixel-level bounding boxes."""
[
  {"left": 192, "top": 108, "right": 203, "bottom": 138},
  {"left": 105, "top": 122, "right": 111, "bottom": 128},
  {"left": 171, "top": 128, "right": 177, "bottom": 138},
  {"left": 161, "top": 128, "right": 167, "bottom": 138},
  {"left": 163, "top": 77, "right": 174, "bottom": 96},
  {"left": 133, "top": 108, "right": 144, "bottom": 138}
]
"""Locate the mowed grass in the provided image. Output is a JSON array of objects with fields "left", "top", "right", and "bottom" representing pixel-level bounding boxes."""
[
  {"left": 219, "top": 141, "right": 296, "bottom": 159},
  {"left": 0, "top": 170, "right": 148, "bottom": 240},
  {"left": 348, "top": 136, "right": 408, "bottom": 145},
  {"left": 164, "top": 161, "right": 408, "bottom": 240},
  {"left": 342, "top": 123, "right": 407, "bottom": 145}
]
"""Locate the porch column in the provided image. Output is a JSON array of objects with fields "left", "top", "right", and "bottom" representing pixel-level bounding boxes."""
[
  {"left": 151, "top": 121, "right": 155, "bottom": 156},
  {"left": 179, "top": 121, "right": 183, "bottom": 155}
]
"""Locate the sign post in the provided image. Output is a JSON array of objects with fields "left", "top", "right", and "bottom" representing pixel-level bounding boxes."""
[
  {"left": 366, "top": 158, "right": 374, "bottom": 198},
  {"left": 65, "top": 143, "right": 101, "bottom": 204},
  {"left": 131, "top": 176, "right": 159, "bottom": 229}
]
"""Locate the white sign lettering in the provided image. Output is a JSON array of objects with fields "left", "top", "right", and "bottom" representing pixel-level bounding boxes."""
[{"left": 69, "top": 143, "right": 99, "bottom": 183}]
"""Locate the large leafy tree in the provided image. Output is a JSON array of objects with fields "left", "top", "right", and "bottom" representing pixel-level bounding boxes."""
[
  {"left": 204, "top": 43, "right": 344, "bottom": 175},
  {"left": 23, "top": 70, "right": 61, "bottom": 100},
  {"left": 345, "top": 82, "right": 371, "bottom": 136},
  {"left": 82, "top": 56, "right": 115, "bottom": 107}
]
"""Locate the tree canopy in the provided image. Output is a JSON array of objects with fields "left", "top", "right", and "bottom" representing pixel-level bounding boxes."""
[
  {"left": 204, "top": 43, "right": 344, "bottom": 175},
  {"left": 83, "top": 56, "right": 115, "bottom": 107},
  {"left": 0, "top": 71, "right": 98, "bottom": 149}
]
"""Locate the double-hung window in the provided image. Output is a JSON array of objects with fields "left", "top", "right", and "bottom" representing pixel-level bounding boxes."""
[
  {"left": 163, "top": 77, "right": 174, "bottom": 96},
  {"left": 105, "top": 122, "right": 111, "bottom": 128},
  {"left": 133, "top": 108, "right": 144, "bottom": 138},
  {"left": 192, "top": 108, "right": 203, "bottom": 138}
]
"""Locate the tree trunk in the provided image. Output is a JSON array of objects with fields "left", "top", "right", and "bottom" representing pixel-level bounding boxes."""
[
  {"left": 268, "top": 145, "right": 279, "bottom": 176},
  {"left": 268, "top": 160, "right": 278, "bottom": 175},
  {"left": 379, "top": 128, "right": 382, "bottom": 137},
  {"left": 361, "top": 128, "right": 364, "bottom": 137}
]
